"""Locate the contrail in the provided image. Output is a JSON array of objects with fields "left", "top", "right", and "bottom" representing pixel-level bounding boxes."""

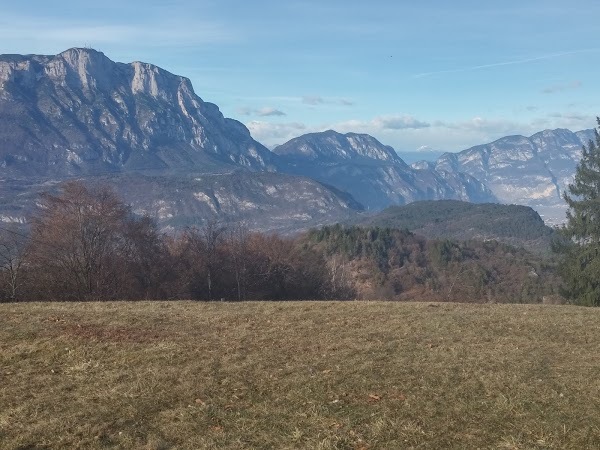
[{"left": 413, "top": 48, "right": 600, "bottom": 79}]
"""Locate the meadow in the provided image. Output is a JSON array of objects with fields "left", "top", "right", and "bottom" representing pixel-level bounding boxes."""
[{"left": 1, "top": 301, "right": 599, "bottom": 449}]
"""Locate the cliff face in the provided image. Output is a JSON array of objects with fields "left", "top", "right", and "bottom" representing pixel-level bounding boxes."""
[{"left": 0, "top": 48, "right": 275, "bottom": 178}]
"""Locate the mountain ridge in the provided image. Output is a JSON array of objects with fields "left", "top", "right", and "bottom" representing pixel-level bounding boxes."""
[
  {"left": 0, "top": 47, "right": 275, "bottom": 178},
  {"left": 434, "top": 127, "right": 595, "bottom": 224},
  {"left": 274, "top": 130, "right": 495, "bottom": 209}
]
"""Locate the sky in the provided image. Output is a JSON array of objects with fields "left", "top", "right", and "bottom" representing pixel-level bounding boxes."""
[{"left": 1, "top": 0, "right": 599, "bottom": 157}]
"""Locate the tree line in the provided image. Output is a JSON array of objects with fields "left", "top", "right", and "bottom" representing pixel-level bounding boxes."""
[
  {"left": 307, "top": 224, "right": 560, "bottom": 303},
  {"left": 0, "top": 182, "right": 343, "bottom": 302}
]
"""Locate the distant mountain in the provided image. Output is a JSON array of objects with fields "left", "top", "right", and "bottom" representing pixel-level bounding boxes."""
[
  {"left": 0, "top": 48, "right": 275, "bottom": 178},
  {"left": 435, "top": 128, "right": 595, "bottom": 224},
  {"left": 356, "top": 199, "right": 556, "bottom": 254},
  {"left": 398, "top": 150, "right": 445, "bottom": 164},
  {"left": 274, "top": 130, "right": 495, "bottom": 209}
]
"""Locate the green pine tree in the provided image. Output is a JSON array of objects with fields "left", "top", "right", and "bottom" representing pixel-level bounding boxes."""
[{"left": 555, "top": 117, "right": 600, "bottom": 305}]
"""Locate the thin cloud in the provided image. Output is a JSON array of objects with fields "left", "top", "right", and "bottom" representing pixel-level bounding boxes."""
[
  {"left": 236, "top": 107, "right": 286, "bottom": 117},
  {"left": 542, "top": 80, "right": 582, "bottom": 94},
  {"left": 547, "top": 112, "right": 592, "bottom": 123},
  {"left": 302, "top": 96, "right": 324, "bottom": 105},
  {"left": 257, "top": 107, "right": 286, "bottom": 117},
  {"left": 413, "top": 49, "right": 600, "bottom": 79},
  {"left": 416, "top": 145, "right": 439, "bottom": 153},
  {"left": 236, "top": 107, "right": 253, "bottom": 116},
  {"left": 302, "top": 95, "right": 354, "bottom": 106},
  {"left": 433, "top": 117, "right": 530, "bottom": 136},
  {"left": 0, "top": 14, "right": 238, "bottom": 50},
  {"left": 373, "top": 115, "right": 430, "bottom": 130},
  {"left": 249, "top": 110, "right": 597, "bottom": 155},
  {"left": 237, "top": 95, "right": 354, "bottom": 107},
  {"left": 246, "top": 121, "right": 307, "bottom": 144},
  {"left": 336, "top": 115, "right": 430, "bottom": 132}
]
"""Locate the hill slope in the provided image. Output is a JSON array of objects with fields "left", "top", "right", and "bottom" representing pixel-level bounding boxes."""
[
  {"left": 0, "top": 172, "right": 363, "bottom": 234},
  {"left": 1, "top": 301, "right": 599, "bottom": 449},
  {"left": 356, "top": 200, "right": 556, "bottom": 254}
]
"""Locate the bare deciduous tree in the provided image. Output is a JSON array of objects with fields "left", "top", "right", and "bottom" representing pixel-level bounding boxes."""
[
  {"left": 184, "top": 220, "right": 227, "bottom": 300},
  {"left": 226, "top": 222, "right": 249, "bottom": 301},
  {"left": 27, "top": 181, "right": 163, "bottom": 301},
  {"left": 0, "top": 227, "right": 29, "bottom": 301}
]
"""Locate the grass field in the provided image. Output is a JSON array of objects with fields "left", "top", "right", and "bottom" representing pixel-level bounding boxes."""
[{"left": 1, "top": 301, "right": 600, "bottom": 449}]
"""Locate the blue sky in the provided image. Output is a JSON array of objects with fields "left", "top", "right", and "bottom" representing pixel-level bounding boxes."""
[{"left": 1, "top": 0, "right": 598, "bottom": 155}]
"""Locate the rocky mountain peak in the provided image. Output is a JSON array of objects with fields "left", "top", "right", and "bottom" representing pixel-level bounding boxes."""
[
  {"left": 45, "top": 48, "right": 115, "bottom": 93},
  {"left": 0, "top": 48, "right": 275, "bottom": 177},
  {"left": 274, "top": 129, "right": 405, "bottom": 165},
  {"left": 274, "top": 130, "right": 495, "bottom": 209}
]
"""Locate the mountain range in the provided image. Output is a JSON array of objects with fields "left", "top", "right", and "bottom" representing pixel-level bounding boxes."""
[
  {"left": 273, "top": 130, "right": 494, "bottom": 209},
  {"left": 0, "top": 48, "right": 595, "bottom": 233},
  {"left": 434, "top": 128, "right": 595, "bottom": 224}
]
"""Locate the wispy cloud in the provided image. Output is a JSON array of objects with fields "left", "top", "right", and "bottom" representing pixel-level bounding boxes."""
[
  {"left": 302, "top": 95, "right": 324, "bottom": 105},
  {"left": 546, "top": 112, "right": 592, "bottom": 124},
  {"left": 415, "top": 145, "right": 438, "bottom": 153},
  {"left": 433, "top": 117, "right": 524, "bottom": 135},
  {"left": 236, "top": 95, "right": 354, "bottom": 107},
  {"left": 246, "top": 121, "right": 307, "bottom": 144},
  {"left": 413, "top": 49, "right": 600, "bottom": 79},
  {"left": 335, "top": 115, "right": 430, "bottom": 132},
  {"left": 373, "top": 115, "right": 430, "bottom": 130},
  {"left": 257, "top": 107, "right": 286, "bottom": 117},
  {"left": 542, "top": 80, "right": 582, "bottom": 94},
  {"left": 302, "top": 95, "right": 354, "bottom": 106},
  {"left": 237, "top": 107, "right": 286, "bottom": 117},
  {"left": 0, "top": 14, "right": 238, "bottom": 51}
]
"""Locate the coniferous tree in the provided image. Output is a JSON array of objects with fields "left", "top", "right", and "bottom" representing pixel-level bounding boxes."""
[{"left": 556, "top": 117, "right": 600, "bottom": 305}]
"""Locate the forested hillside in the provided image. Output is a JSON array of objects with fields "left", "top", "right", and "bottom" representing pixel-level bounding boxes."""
[
  {"left": 306, "top": 225, "right": 559, "bottom": 302},
  {"left": 357, "top": 200, "right": 556, "bottom": 254}
]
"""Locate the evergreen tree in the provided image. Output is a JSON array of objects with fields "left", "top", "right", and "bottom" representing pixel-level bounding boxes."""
[{"left": 556, "top": 117, "right": 600, "bottom": 305}]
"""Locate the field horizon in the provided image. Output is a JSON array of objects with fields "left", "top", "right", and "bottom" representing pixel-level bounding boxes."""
[{"left": 2, "top": 300, "right": 599, "bottom": 449}]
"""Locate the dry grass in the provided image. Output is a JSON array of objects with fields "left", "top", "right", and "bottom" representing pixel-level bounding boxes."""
[{"left": 1, "top": 301, "right": 600, "bottom": 449}]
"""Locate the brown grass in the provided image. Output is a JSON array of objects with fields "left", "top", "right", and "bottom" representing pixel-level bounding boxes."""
[{"left": 1, "top": 301, "right": 600, "bottom": 449}]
